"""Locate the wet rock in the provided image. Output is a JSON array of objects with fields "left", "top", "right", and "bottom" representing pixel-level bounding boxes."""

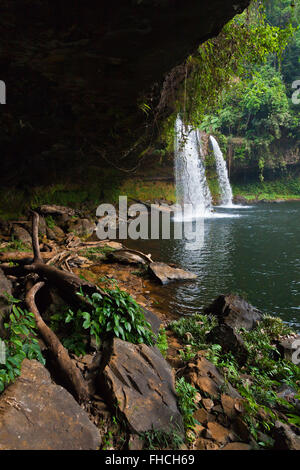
[
  {"left": 0, "top": 359, "right": 101, "bottom": 450},
  {"left": 272, "top": 421, "right": 300, "bottom": 450},
  {"left": 107, "top": 250, "right": 147, "bottom": 265},
  {"left": 11, "top": 225, "right": 32, "bottom": 245},
  {"left": 98, "top": 338, "right": 183, "bottom": 435},
  {"left": 204, "top": 294, "right": 263, "bottom": 331},
  {"left": 149, "top": 262, "right": 197, "bottom": 285},
  {"left": 0, "top": 268, "right": 12, "bottom": 338},
  {"left": 67, "top": 218, "right": 96, "bottom": 237}
]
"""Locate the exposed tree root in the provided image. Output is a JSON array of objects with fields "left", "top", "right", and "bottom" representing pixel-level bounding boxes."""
[{"left": 25, "top": 281, "right": 90, "bottom": 404}]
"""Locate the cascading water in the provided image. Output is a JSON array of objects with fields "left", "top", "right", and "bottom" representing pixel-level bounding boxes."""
[
  {"left": 210, "top": 135, "right": 233, "bottom": 206},
  {"left": 174, "top": 115, "right": 212, "bottom": 218}
]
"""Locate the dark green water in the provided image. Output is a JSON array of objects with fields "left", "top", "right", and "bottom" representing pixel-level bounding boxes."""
[{"left": 127, "top": 202, "right": 300, "bottom": 328}]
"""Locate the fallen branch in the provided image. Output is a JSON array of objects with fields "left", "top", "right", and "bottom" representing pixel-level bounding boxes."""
[{"left": 26, "top": 281, "right": 89, "bottom": 404}]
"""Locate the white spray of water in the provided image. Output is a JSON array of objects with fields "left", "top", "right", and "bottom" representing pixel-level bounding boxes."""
[
  {"left": 210, "top": 135, "right": 233, "bottom": 206},
  {"left": 174, "top": 115, "right": 212, "bottom": 218}
]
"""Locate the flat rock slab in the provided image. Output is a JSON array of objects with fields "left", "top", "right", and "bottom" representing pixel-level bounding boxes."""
[
  {"left": 100, "top": 338, "right": 183, "bottom": 434},
  {"left": 0, "top": 359, "right": 101, "bottom": 450},
  {"left": 149, "top": 262, "right": 197, "bottom": 285}
]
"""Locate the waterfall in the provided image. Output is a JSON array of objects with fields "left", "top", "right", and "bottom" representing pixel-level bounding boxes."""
[
  {"left": 210, "top": 135, "right": 233, "bottom": 206},
  {"left": 174, "top": 115, "right": 212, "bottom": 217}
]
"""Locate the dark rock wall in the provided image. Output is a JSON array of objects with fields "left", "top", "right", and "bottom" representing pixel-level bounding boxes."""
[{"left": 1, "top": 0, "right": 250, "bottom": 185}]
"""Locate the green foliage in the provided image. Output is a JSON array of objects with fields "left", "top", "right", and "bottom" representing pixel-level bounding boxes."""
[
  {"left": 170, "top": 310, "right": 300, "bottom": 443},
  {"left": 175, "top": 377, "right": 198, "bottom": 431},
  {"left": 0, "top": 295, "right": 45, "bottom": 393},
  {"left": 169, "top": 314, "right": 218, "bottom": 349},
  {"left": 51, "top": 280, "right": 155, "bottom": 355},
  {"left": 204, "top": 316, "right": 300, "bottom": 441},
  {"left": 0, "top": 237, "right": 30, "bottom": 253},
  {"left": 80, "top": 245, "right": 116, "bottom": 261},
  {"left": 156, "top": 328, "right": 168, "bottom": 357},
  {"left": 180, "top": 2, "right": 295, "bottom": 126},
  {"left": 140, "top": 427, "right": 184, "bottom": 450},
  {"left": 233, "top": 174, "right": 300, "bottom": 200},
  {"left": 45, "top": 216, "right": 56, "bottom": 229}
]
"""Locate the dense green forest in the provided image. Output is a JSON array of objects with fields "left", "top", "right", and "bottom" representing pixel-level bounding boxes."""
[{"left": 199, "top": 0, "right": 300, "bottom": 181}]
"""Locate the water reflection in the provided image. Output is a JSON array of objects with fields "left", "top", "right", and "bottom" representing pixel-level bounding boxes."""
[{"left": 125, "top": 203, "right": 300, "bottom": 328}]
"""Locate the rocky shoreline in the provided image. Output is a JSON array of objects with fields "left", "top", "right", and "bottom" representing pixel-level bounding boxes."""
[{"left": 0, "top": 204, "right": 299, "bottom": 450}]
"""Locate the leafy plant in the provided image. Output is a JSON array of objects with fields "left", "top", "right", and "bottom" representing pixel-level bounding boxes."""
[
  {"left": 0, "top": 295, "right": 45, "bottom": 393},
  {"left": 169, "top": 313, "right": 217, "bottom": 348},
  {"left": 156, "top": 328, "right": 168, "bottom": 357},
  {"left": 175, "top": 377, "right": 198, "bottom": 431},
  {"left": 0, "top": 237, "right": 30, "bottom": 253},
  {"left": 45, "top": 215, "right": 56, "bottom": 229},
  {"left": 140, "top": 427, "right": 184, "bottom": 450},
  {"left": 51, "top": 280, "right": 155, "bottom": 355}
]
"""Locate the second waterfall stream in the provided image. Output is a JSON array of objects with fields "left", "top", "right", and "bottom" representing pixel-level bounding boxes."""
[{"left": 209, "top": 135, "right": 233, "bottom": 207}]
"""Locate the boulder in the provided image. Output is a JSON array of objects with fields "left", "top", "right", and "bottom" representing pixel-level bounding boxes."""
[
  {"left": 142, "top": 307, "right": 161, "bottom": 337},
  {"left": 272, "top": 421, "right": 300, "bottom": 450},
  {"left": 46, "top": 225, "right": 65, "bottom": 241},
  {"left": 11, "top": 225, "right": 32, "bottom": 246},
  {"left": 98, "top": 338, "right": 183, "bottom": 434},
  {"left": 204, "top": 294, "right": 263, "bottom": 331},
  {"left": 0, "top": 268, "right": 13, "bottom": 338},
  {"left": 38, "top": 205, "right": 75, "bottom": 217},
  {"left": 149, "top": 262, "right": 197, "bottom": 285},
  {"left": 0, "top": 359, "right": 101, "bottom": 450},
  {"left": 207, "top": 324, "right": 248, "bottom": 364},
  {"left": 67, "top": 218, "right": 96, "bottom": 237}
]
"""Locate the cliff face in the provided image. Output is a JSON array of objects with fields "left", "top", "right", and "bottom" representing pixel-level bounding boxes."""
[{"left": 1, "top": 0, "right": 250, "bottom": 185}]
